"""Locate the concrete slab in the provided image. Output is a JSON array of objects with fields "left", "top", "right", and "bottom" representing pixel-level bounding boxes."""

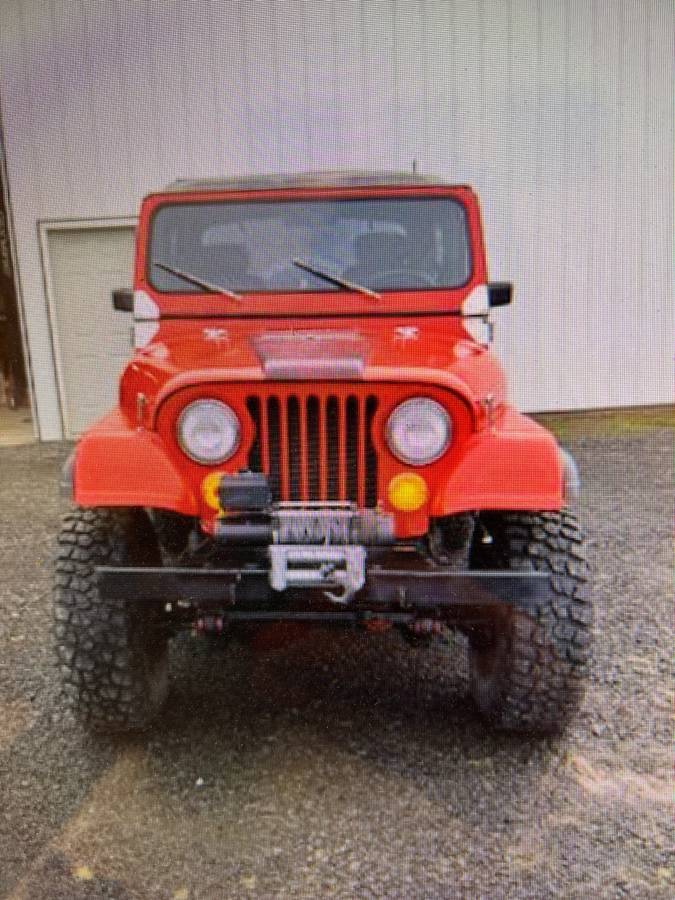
[{"left": 0, "top": 406, "right": 35, "bottom": 447}]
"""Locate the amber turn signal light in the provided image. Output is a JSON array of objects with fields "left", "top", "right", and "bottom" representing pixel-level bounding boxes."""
[
  {"left": 387, "top": 472, "right": 428, "bottom": 512},
  {"left": 201, "top": 472, "right": 224, "bottom": 511}
]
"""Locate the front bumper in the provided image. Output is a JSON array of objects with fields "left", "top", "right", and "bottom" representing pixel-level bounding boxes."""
[
  {"left": 96, "top": 562, "right": 550, "bottom": 625},
  {"left": 95, "top": 500, "right": 553, "bottom": 625}
]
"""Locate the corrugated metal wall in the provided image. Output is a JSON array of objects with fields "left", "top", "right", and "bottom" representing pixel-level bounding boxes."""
[{"left": 0, "top": 0, "right": 672, "bottom": 439}]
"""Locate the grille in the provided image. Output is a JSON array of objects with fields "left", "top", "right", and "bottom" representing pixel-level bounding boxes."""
[{"left": 246, "top": 391, "right": 379, "bottom": 507}]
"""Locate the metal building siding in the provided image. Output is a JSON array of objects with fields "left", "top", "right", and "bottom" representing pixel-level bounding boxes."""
[{"left": 0, "top": 0, "right": 672, "bottom": 440}]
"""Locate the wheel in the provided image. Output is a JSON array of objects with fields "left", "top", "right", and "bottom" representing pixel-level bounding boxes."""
[
  {"left": 467, "top": 510, "right": 592, "bottom": 733},
  {"left": 54, "top": 507, "right": 169, "bottom": 732}
]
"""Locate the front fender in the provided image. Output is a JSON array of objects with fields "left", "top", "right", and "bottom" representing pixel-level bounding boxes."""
[
  {"left": 430, "top": 407, "right": 565, "bottom": 516},
  {"left": 71, "top": 409, "right": 199, "bottom": 514}
]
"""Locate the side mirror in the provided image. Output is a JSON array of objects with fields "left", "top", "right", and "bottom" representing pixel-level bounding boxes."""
[
  {"left": 112, "top": 288, "right": 133, "bottom": 312},
  {"left": 488, "top": 282, "right": 512, "bottom": 307}
]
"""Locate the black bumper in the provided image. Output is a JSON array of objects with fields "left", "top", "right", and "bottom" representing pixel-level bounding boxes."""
[{"left": 95, "top": 564, "right": 550, "bottom": 621}]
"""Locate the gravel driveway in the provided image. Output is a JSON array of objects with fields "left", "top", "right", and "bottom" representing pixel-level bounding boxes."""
[{"left": 0, "top": 430, "right": 672, "bottom": 899}]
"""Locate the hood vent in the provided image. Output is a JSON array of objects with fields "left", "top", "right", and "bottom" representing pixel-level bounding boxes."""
[{"left": 251, "top": 330, "right": 367, "bottom": 380}]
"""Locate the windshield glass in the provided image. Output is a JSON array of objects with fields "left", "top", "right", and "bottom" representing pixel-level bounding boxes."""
[{"left": 148, "top": 197, "right": 471, "bottom": 294}]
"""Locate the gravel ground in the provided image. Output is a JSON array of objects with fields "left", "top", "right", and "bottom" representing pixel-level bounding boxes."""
[{"left": 0, "top": 431, "right": 672, "bottom": 899}]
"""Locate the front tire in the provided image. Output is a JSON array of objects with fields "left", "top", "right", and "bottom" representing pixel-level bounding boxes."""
[
  {"left": 468, "top": 510, "right": 592, "bottom": 733},
  {"left": 54, "top": 507, "right": 169, "bottom": 732}
]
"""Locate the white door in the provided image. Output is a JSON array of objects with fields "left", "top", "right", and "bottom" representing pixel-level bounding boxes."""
[{"left": 45, "top": 224, "right": 136, "bottom": 437}]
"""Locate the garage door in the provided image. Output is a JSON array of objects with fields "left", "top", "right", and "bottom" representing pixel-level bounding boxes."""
[{"left": 45, "top": 223, "right": 136, "bottom": 437}]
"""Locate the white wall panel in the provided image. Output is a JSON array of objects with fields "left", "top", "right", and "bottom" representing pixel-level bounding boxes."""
[{"left": 0, "top": 0, "right": 672, "bottom": 439}]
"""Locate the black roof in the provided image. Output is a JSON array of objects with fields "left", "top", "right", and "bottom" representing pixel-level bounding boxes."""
[{"left": 163, "top": 170, "right": 463, "bottom": 194}]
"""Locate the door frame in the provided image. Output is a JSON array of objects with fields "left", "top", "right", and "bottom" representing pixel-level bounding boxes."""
[{"left": 38, "top": 217, "right": 137, "bottom": 438}]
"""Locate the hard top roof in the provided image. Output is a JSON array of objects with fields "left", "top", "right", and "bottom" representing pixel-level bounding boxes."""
[{"left": 161, "top": 170, "right": 467, "bottom": 194}]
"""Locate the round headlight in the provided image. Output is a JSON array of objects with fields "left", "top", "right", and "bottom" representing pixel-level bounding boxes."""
[
  {"left": 386, "top": 398, "right": 452, "bottom": 465},
  {"left": 177, "top": 400, "right": 240, "bottom": 464}
]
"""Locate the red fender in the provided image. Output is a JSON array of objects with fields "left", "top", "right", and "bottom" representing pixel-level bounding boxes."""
[
  {"left": 72, "top": 409, "right": 199, "bottom": 514},
  {"left": 429, "top": 407, "right": 565, "bottom": 516}
]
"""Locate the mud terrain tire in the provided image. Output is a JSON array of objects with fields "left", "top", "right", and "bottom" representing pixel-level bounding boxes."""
[
  {"left": 468, "top": 510, "right": 592, "bottom": 733},
  {"left": 54, "top": 507, "right": 169, "bottom": 732}
]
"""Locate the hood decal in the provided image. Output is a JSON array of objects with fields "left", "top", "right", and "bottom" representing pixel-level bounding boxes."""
[{"left": 251, "top": 330, "right": 367, "bottom": 380}]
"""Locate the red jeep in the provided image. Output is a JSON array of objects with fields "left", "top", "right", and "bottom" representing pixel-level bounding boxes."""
[{"left": 55, "top": 172, "right": 591, "bottom": 733}]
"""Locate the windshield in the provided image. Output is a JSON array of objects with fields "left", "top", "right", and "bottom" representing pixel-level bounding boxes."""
[{"left": 148, "top": 197, "right": 472, "bottom": 294}]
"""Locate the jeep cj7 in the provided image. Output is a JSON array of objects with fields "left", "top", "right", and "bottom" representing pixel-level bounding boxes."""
[{"left": 55, "top": 172, "right": 592, "bottom": 734}]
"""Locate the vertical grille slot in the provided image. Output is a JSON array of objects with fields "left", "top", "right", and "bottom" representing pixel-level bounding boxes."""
[
  {"left": 278, "top": 396, "right": 290, "bottom": 499},
  {"left": 287, "top": 396, "right": 301, "bottom": 500},
  {"left": 266, "top": 396, "right": 281, "bottom": 500},
  {"left": 307, "top": 396, "right": 321, "bottom": 499},
  {"left": 245, "top": 397, "right": 262, "bottom": 472},
  {"left": 326, "top": 396, "right": 340, "bottom": 499},
  {"left": 246, "top": 389, "right": 379, "bottom": 507},
  {"left": 345, "top": 396, "right": 359, "bottom": 503},
  {"left": 365, "top": 396, "right": 379, "bottom": 507}
]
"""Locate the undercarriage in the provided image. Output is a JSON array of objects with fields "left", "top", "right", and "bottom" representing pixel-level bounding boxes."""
[
  {"left": 55, "top": 493, "right": 590, "bottom": 736},
  {"left": 96, "top": 502, "right": 551, "bottom": 634}
]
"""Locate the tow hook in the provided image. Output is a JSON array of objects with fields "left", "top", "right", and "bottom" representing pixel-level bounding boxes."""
[{"left": 268, "top": 545, "right": 366, "bottom": 604}]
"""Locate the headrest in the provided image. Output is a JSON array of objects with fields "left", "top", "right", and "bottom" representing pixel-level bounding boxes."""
[
  {"left": 197, "top": 243, "right": 251, "bottom": 274},
  {"left": 353, "top": 232, "right": 407, "bottom": 263}
]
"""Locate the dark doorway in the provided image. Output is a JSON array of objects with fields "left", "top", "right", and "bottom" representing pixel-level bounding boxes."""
[{"left": 0, "top": 157, "right": 29, "bottom": 411}]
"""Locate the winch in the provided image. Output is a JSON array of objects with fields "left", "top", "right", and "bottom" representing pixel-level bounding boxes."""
[
  {"left": 214, "top": 500, "right": 395, "bottom": 603},
  {"left": 213, "top": 501, "right": 395, "bottom": 546}
]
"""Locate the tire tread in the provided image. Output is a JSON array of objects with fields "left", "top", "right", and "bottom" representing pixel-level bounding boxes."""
[
  {"left": 470, "top": 509, "right": 592, "bottom": 733},
  {"left": 54, "top": 507, "right": 168, "bottom": 732}
]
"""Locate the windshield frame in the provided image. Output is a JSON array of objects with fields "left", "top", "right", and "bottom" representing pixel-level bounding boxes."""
[
  {"left": 145, "top": 194, "right": 473, "bottom": 296},
  {"left": 135, "top": 185, "right": 487, "bottom": 318}
]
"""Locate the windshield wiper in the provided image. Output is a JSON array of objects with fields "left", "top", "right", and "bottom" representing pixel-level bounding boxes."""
[
  {"left": 154, "top": 261, "right": 243, "bottom": 302},
  {"left": 292, "top": 258, "right": 381, "bottom": 300}
]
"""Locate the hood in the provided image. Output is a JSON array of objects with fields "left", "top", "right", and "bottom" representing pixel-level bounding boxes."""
[{"left": 120, "top": 317, "right": 506, "bottom": 423}]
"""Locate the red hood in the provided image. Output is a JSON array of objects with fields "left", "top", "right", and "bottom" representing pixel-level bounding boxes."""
[{"left": 119, "top": 317, "right": 506, "bottom": 425}]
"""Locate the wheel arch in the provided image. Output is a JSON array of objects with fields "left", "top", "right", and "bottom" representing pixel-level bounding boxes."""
[
  {"left": 69, "top": 409, "right": 199, "bottom": 515},
  {"left": 429, "top": 407, "right": 568, "bottom": 516}
]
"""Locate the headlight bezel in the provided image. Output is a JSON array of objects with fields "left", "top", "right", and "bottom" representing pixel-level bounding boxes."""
[
  {"left": 176, "top": 399, "right": 241, "bottom": 465},
  {"left": 385, "top": 397, "right": 452, "bottom": 466}
]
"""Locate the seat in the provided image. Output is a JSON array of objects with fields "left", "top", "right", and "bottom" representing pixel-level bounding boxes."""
[{"left": 195, "top": 243, "right": 267, "bottom": 291}]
